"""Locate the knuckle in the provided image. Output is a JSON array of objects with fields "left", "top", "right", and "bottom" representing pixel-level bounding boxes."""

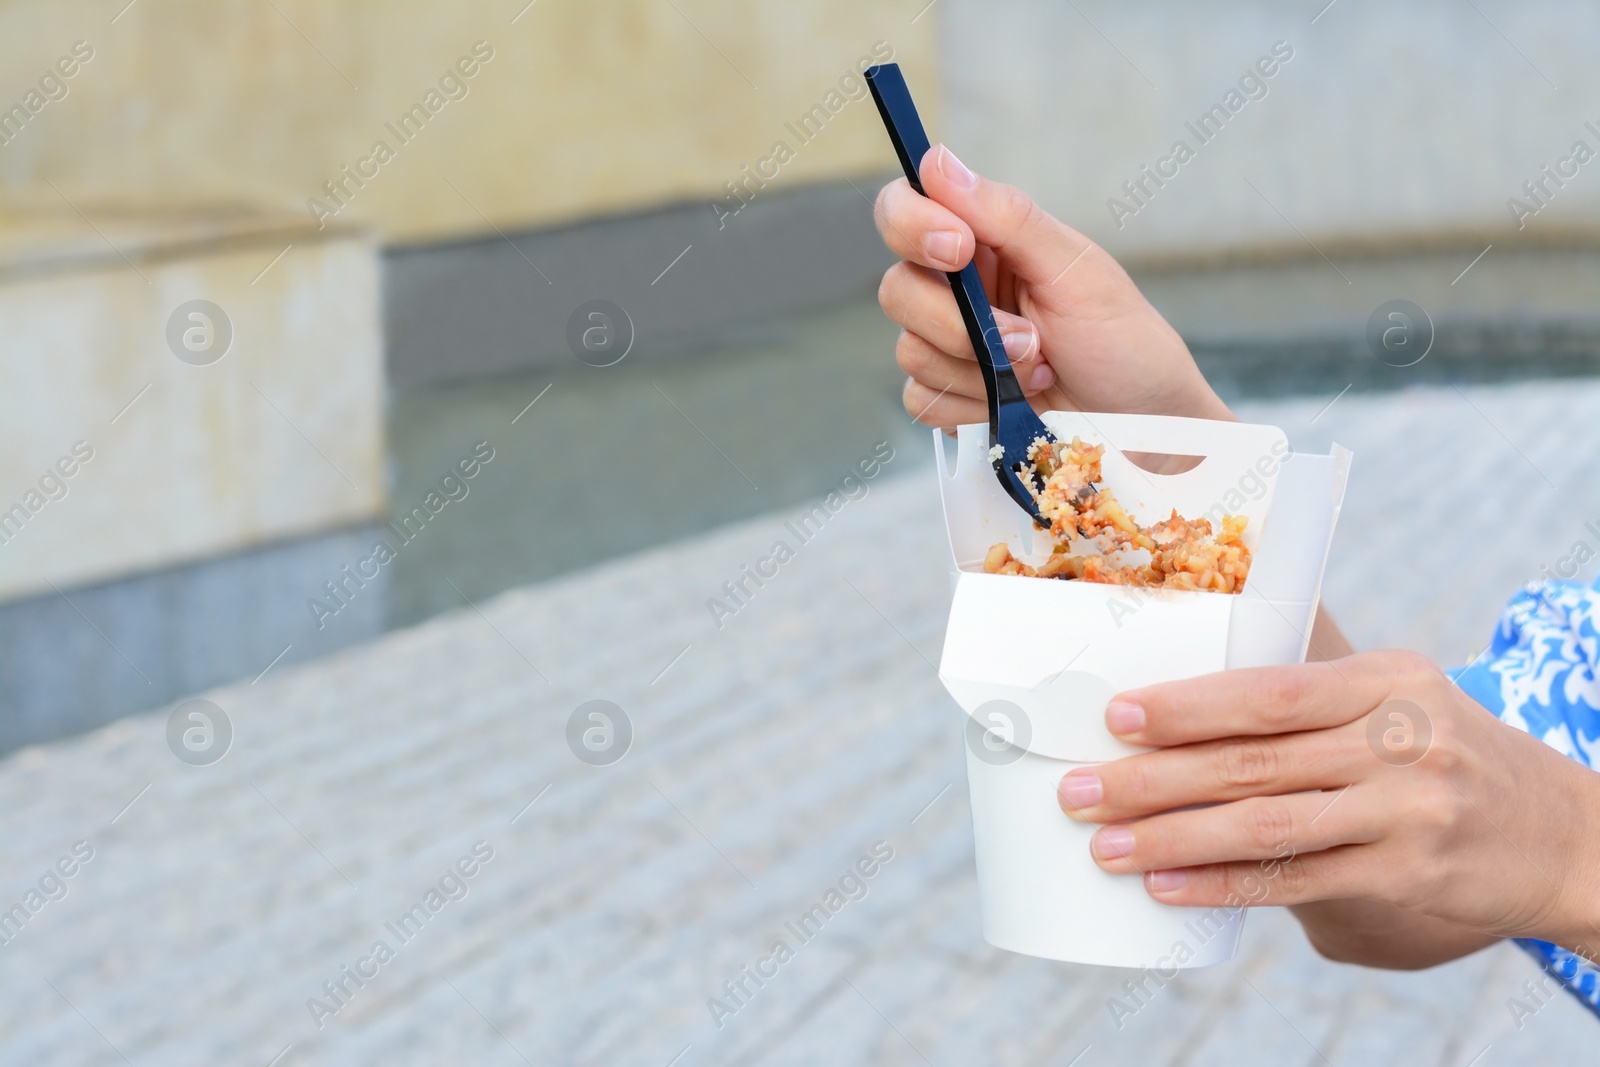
[
  {"left": 893, "top": 331, "right": 921, "bottom": 374},
  {"left": 900, "top": 378, "right": 922, "bottom": 418},
  {"left": 877, "top": 263, "right": 905, "bottom": 316},
  {"left": 1373, "top": 649, "right": 1442, "bottom": 687},
  {"left": 1246, "top": 801, "right": 1296, "bottom": 853},
  {"left": 873, "top": 179, "right": 893, "bottom": 217},
  {"left": 873, "top": 179, "right": 907, "bottom": 230},
  {"left": 1416, "top": 778, "right": 1466, "bottom": 837},
  {"left": 1380, "top": 854, "right": 1439, "bottom": 910},
  {"left": 1274, "top": 857, "right": 1311, "bottom": 898},
  {"left": 1115, "top": 757, "right": 1159, "bottom": 811},
  {"left": 1420, "top": 719, "right": 1460, "bottom": 772},
  {"left": 1215, "top": 738, "right": 1281, "bottom": 790},
  {"left": 1221, "top": 863, "right": 1267, "bottom": 905},
  {"left": 1246, "top": 669, "right": 1307, "bottom": 727},
  {"left": 997, "top": 181, "right": 1038, "bottom": 230}
]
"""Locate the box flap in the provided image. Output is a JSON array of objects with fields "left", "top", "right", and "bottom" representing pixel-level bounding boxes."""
[{"left": 940, "top": 574, "right": 1231, "bottom": 761}]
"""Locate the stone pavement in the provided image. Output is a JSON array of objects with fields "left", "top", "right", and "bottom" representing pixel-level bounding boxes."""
[{"left": 4, "top": 378, "right": 1600, "bottom": 1066}]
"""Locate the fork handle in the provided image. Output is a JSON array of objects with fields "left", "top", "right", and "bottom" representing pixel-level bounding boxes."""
[{"left": 864, "top": 63, "right": 1027, "bottom": 418}]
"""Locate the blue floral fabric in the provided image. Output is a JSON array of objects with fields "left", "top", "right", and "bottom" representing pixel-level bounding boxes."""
[{"left": 1452, "top": 577, "right": 1600, "bottom": 1021}]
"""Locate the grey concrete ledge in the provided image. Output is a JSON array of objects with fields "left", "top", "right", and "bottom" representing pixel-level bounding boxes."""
[
  {"left": 383, "top": 176, "right": 899, "bottom": 386},
  {"left": 0, "top": 522, "right": 387, "bottom": 754}
]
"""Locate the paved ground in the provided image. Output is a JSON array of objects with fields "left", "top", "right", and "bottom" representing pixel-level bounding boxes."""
[{"left": 5, "top": 378, "right": 1600, "bottom": 1066}]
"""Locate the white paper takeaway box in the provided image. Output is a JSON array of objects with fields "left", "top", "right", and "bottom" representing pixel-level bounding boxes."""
[{"left": 934, "top": 412, "right": 1351, "bottom": 968}]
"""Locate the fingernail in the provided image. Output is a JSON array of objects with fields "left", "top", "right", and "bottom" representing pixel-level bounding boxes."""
[
  {"left": 1029, "top": 362, "right": 1053, "bottom": 390},
  {"left": 1106, "top": 700, "right": 1145, "bottom": 736},
  {"left": 923, "top": 229, "right": 962, "bottom": 267},
  {"left": 1058, "top": 771, "right": 1102, "bottom": 811},
  {"left": 937, "top": 145, "right": 977, "bottom": 189},
  {"left": 1147, "top": 869, "right": 1187, "bottom": 893},
  {"left": 1092, "top": 825, "right": 1134, "bottom": 860},
  {"left": 1001, "top": 325, "right": 1037, "bottom": 362}
]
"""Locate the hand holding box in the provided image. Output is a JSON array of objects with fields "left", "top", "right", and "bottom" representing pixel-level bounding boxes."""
[{"left": 936, "top": 412, "right": 1350, "bottom": 968}]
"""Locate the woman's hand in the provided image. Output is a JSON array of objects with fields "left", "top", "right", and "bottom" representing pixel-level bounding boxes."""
[
  {"left": 1057, "top": 650, "right": 1600, "bottom": 959},
  {"left": 874, "top": 145, "right": 1233, "bottom": 429}
]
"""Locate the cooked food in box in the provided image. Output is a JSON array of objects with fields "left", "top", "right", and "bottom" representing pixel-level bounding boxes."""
[{"left": 983, "top": 436, "right": 1251, "bottom": 593}]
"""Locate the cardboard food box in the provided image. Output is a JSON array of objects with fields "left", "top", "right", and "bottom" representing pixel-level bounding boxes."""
[{"left": 935, "top": 412, "right": 1351, "bottom": 968}]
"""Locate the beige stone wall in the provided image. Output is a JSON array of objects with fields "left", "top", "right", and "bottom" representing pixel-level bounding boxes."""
[
  {"left": 0, "top": 0, "right": 938, "bottom": 244},
  {"left": 0, "top": 221, "right": 385, "bottom": 602}
]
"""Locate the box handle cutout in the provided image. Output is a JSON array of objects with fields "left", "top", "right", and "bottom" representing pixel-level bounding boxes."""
[{"left": 1122, "top": 451, "right": 1206, "bottom": 476}]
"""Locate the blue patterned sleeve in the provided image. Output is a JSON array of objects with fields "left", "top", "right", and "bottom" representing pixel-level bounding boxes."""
[{"left": 1451, "top": 577, "right": 1600, "bottom": 1022}]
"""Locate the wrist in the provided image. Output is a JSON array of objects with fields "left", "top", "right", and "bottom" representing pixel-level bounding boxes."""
[{"left": 1539, "top": 762, "right": 1600, "bottom": 955}]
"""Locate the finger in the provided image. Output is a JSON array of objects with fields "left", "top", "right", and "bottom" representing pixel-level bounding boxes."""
[
  {"left": 1058, "top": 722, "right": 1366, "bottom": 823},
  {"left": 1108, "top": 652, "right": 1424, "bottom": 747},
  {"left": 879, "top": 262, "right": 1041, "bottom": 367},
  {"left": 1141, "top": 847, "right": 1367, "bottom": 909},
  {"left": 902, "top": 378, "right": 987, "bottom": 428},
  {"left": 917, "top": 145, "right": 1094, "bottom": 288},
  {"left": 874, "top": 177, "right": 975, "bottom": 271},
  {"left": 897, "top": 330, "right": 1054, "bottom": 399},
  {"left": 1088, "top": 788, "right": 1376, "bottom": 876}
]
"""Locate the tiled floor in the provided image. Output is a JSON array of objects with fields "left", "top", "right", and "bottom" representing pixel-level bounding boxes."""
[{"left": 4, "top": 378, "right": 1600, "bottom": 1066}]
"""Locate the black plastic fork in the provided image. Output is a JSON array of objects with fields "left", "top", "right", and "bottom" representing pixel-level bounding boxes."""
[{"left": 865, "top": 62, "right": 1054, "bottom": 528}]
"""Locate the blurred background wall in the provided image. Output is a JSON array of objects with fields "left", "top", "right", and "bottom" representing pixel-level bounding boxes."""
[
  {"left": 943, "top": 0, "right": 1600, "bottom": 352},
  {"left": 950, "top": 0, "right": 1600, "bottom": 257},
  {"left": 9, "top": 1, "right": 1597, "bottom": 249},
  {"left": 0, "top": 0, "right": 935, "bottom": 237}
]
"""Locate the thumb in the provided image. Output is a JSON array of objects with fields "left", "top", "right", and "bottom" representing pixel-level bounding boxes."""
[{"left": 918, "top": 144, "right": 1090, "bottom": 287}]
